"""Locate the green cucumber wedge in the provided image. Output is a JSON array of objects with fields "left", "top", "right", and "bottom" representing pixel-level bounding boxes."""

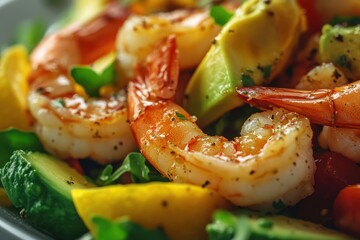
[{"left": 1, "top": 150, "right": 94, "bottom": 239}]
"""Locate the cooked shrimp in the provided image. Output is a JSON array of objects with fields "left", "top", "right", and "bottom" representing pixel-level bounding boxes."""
[
  {"left": 295, "top": 63, "right": 348, "bottom": 90},
  {"left": 28, "top": 3, "right": 136, "bottom": 164},
  {"left": 116, "top": 2, "right": 238, "bottom": 81},
  {"left": 238, "top": 80, "right": 360, "bottom": 129},
  {"left": 127, "top": 36, "right": 316, "bottom": 210}
]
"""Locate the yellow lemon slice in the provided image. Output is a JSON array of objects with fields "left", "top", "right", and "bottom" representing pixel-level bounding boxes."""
[
  {"left": 0, "top": 45, "right": 31, "bottom": 130},
  {"left": 72, "top": 182, "right": 231, "bottom": 240}
]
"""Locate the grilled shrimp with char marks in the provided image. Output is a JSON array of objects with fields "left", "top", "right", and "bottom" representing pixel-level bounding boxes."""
[
  {"left": 28, "top": 3, "right": 136, "bottom": 164},
  {"left": 127, "top": 36, "right": 316, "bottom": 210}
]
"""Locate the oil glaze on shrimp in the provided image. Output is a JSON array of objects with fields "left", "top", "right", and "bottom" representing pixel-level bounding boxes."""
[
  {"left": 28, "top": 3, "right": 136, "bottom": 164},
  {"left": 128, "top": 36, "right": 316, "bottom": 210}
]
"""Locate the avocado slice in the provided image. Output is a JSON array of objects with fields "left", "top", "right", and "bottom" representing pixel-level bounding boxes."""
[
  {"left": 1, "top": 150, "right": 94, "bottom": 239},
  {"left": 320, "top": 24, "right": 360, "bottom": 81},
  {"left": 184, "top": 0, "right": 306, "bottom": 127},
  {"left": 207, "top": 210, "right": 355, "bottom": 240}
]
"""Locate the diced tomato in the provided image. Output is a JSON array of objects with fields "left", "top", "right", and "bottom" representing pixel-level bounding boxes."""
[
  {"left": 296, "top": 151, "right": 360, "bottom": 225},
  {"left": 333, "top": 185, "right": 360, "bottom": 238},
  {"left": 296, "top": 0, "right": 323, "bottom": 33}
]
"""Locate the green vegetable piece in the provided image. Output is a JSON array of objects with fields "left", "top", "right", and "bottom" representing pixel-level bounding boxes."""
[
  {"left": 320, "top": 24, "right": 360, "bottom": 80},
  {"left": 96, "top": 152, "right": 168, "bottom": 186},
  {"left": 210, "top": 5, "right": 234, "bottom": 26},
  {"left": 175, "top": 112, "right": 188, "bottom": 121},
  {"left": 1, "top": 151, "right": 94, "bottom": 239},
  {"left": 184, "top": 0, "right": 305, "bottom": 127},
  {"left": 70, "top": 62, "right": 116, "bottom": 97},
  {"left": 14, "top": 19, "right": 46, "bottom": 52},
  {"left": 0, "top": 128, "right": 45, "bottom": 168},
  {"left": 207, "top": 210, "right": 355, "bottom": 240},
  {"left": 93, "top": 216, "right": 169, "bottom": 240},
  {"left": 205, "top": 105, "right": 260, "bottom": 139},
  {"left": 329, "top": 16, "right": 360, "bottom": 27}
]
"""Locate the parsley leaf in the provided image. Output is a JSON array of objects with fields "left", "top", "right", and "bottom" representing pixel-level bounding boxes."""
[
  {"left": 70, "top": 62, "right": 116, "bottom": 97},
  {"left": 175, "top": 112, "right": 188, "bottom": 121},
  {"left": 96, "top": 152, "right": 168, "bottom": 186},
  {"left": 210, "top": 5, "right": 234, "bottom": 26},
  {"left": 93, "top": 216, "right": 169, "bottom": 240}
]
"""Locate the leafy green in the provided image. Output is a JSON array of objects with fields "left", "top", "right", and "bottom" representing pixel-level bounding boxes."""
[
  {"left": 205, "top": 105, "right": 260, "bottom": 139},
  {"left": 96, "top": 152, "right": 169, "bottom": 186},
  {"left": 14, "top": 19, "right": 46, "bottom": 52},
  {"left": 70, "top": 62, "right": 116, "bottom": 97},
  {"left": 0, "top": 128, "right": 45, "bottom": 168},
  {"left": 93, "top": 216, "right": 169, "bottom": 240},
  {"left": 329, "top": 16, "right": 360, "bottom": 26},
  {"left": 241, "top": 74, "right": 255, "bottom": 87},
  {"left": 210, "top": 5, "right": 234, "bottom": 26},
  {"left": 207, "top": 210, "right": 252, "bottom": 240}
]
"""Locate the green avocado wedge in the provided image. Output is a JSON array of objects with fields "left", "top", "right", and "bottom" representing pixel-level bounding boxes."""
[
  {"left": 320, "top": 24, "right": 360, "bottom": 81},
  {"left": 1, "top": 150, "right": 95, "bottom": 239},
  {"left": 184, "top": 0, "right": 306, "bottom": 127}
]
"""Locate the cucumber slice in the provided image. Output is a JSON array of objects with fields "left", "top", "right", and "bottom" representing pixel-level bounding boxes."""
[{"left": 1, "top": 150, "right": 94, "bottom": 239}]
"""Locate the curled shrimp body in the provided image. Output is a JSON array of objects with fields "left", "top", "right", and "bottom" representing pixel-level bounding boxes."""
[
  {"left": 238, "top": 81, "right": 360, "bottom": 129},
  {"left": 116, "top": 3, "right": 238, "bottom": 80},
  {"left": 128, "top": 36, "right": 316, "bottom": 209},
  {"left": 28, "top": 3, "right": 136, "bottom": 164}
]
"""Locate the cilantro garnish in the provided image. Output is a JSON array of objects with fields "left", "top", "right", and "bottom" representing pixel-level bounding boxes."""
[
  {"left": 175, "top": 112, "right": 188, "bottom": 121},
  {"left": 70, "top": 61, "right": 116, "bottom": 97},
  {"left": 210, "top": 5, "right": 234, "bottom": 26}
]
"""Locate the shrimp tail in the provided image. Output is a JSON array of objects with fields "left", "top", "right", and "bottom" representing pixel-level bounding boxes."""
[
  {"left": 237, "top": 86, "right": 336, "bottom": 126},
  {"left": 128, "top": 35, "right": 179, "bottom": 121},
  {"left": 238, "top": 84, "right": 360, "bottom": 129}
]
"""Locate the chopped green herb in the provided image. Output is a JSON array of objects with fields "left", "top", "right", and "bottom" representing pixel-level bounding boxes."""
[
  {"left": 210, "top": 5, "right": 234, "bottom": 26},
  {"left": 14, "top": 19, "right": 46, "bottom": 52},
  {"left": 272, "top": 199, "right": 286, "bottom": 210},
  {"left": 70, "top": 62, "right": 116, "bottom": 97},
  {"left": 337, "top": 54, "right": 352, "bottom": 71},
  {"left": 241, "top": 74, "right": 255, "bottom": 87},
  {"left": 51, "top": 98, "right": 66, "bottom": 108},
  {"left": 96, "top": 152, "right": 168, "bottom": 186},
  {"left": 93, "top": 216, "right": 169, "bottom": 240},
  {"left": 175, "top": 112, "right": 188, "bottom": 121}
]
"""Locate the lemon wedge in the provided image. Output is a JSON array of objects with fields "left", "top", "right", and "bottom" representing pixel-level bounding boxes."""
[
  {"left": 0, "top": 45, "right": 31, "bottom": 130},
  {"left": 72, "top": 182, "right": 231, "bottom": 240}
]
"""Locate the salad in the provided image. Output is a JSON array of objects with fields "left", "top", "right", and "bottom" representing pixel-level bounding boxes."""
[{"left": 1, "top": 0, "right": 360, "bottom": 239}]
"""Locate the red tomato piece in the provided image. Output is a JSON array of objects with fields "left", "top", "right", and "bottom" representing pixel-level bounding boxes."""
[
  {"left": 334, "top": 185, "right": 360, "bottom": 238},
  {"left": 66, "top": 158, "right": 85, "bottom": 175},
  {"left": 296, "top": 151, "right": 360, "bottom": 225}
]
